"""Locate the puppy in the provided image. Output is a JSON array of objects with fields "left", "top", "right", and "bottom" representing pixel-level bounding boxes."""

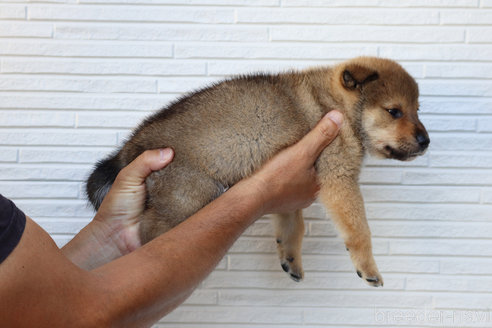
[{"left": 87, "top": 57, "right": 429, "bottom": 287}]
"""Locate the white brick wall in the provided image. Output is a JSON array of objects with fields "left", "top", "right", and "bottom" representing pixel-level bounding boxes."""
[{"left": 1, "top": 1, "right": 492, "bottom": 327}]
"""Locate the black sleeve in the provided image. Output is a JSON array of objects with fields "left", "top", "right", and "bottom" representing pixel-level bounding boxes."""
[{"left": 0, "top": 194, "right": 27, "bottom": 264}]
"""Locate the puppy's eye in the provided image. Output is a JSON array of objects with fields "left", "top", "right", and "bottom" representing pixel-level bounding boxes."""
[{"left": 387, "top": 108, "right": 403, "bottom": 119}]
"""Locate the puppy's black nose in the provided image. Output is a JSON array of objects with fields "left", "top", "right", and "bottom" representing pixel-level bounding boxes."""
[{"left": 416, "top": 133, "right": 430, "bottom": 149}]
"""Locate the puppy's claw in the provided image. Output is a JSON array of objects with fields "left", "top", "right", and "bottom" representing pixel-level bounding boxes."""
[
  {"left": 290, "top": 273, "right": 302, "bottom": 282},
  {"left": 281, "top": 261, "right": 304, "bottom": 282}
]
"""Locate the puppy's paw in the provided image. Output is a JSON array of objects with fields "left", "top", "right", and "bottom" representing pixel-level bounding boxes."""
[
  {"left": 276, "top": 239, "right": 304, "bottom": 282},
  {"left": 356, "top": 269, "right": 384, "bottom": 287},
  {"left": 280, "top": 256, "right": 304, "bottom": 282},
  {"left": 347, "top": 248, "right": 383, "bottom": 287}
]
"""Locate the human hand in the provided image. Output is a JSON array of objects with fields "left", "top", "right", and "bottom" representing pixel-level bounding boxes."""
[
  {"left": 94, "top": 148, "right": 174, "bottom": 253},
  {"left": 248, "top": 111, "right": 343, "bottom": 215}
]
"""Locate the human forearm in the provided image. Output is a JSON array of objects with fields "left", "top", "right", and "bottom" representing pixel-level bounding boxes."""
[{"left": 92, "top": 178, "right": 264, "bottom": 327}]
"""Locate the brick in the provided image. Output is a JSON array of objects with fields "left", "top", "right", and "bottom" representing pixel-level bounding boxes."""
[
  {"left": 284, "top": 0, "right": 478, "bottom": 7},
  {"left": 0, "top": 111, "right": 74, "bottom": 128},
  {"left": 229, "top": 254, "right": 438, "bottom": 274},
  {"left": 484, "top": 189, "right": 492, "bottom": 204},
  {"left": 0, "top": 165, "right": 89, "bottom": 181},
  {"left": 0, "top": 148, "right": 18, "bottom": 162},
  {"left": 219, "top": 289, "right": 432, "bottom": 308},
  {"left": 478, "top": 118, "right": 492, "bottom": 132},
  {"left": 371, "top": 221, "right": 492, "bottom": 238},
  {"left": 366, "top": 203, "right": 492, "bottom": 221},
  {"left": 237, "top": 8, "right": 439, "bottom": 24},
  {"left": 203, "top": 271, "right": 405, "bottom": 290},
  {"left": 309, "top": 222, "right": 337, "bottom": 237},
  {"left": 0, "top": 77, "right": 156, "bottom": 94},
  {"left": 0, "top": 40, "right": 173, "bottom": 58},
  {"left": 380, "top": 44, "right": 492, "bottom": 61},
  {"left": 163, "top": 306, "right": 302, "bottom": 324},
  {"left": 79, "top": 0, "right": 279, "bottom": 4},
  {"left": 426, "top": 63, "right": 492, "bottom": 79},
  {"left": 183, "top": 290, "right": 217, "bottom": 305},
  {"left": 0, "top": 181, "right": 79, "bottom": 199},
  {"left": 55, "top": 24, "right": 268, "bottom": 42},
  {"left": 441, "top": 258, "right": 492, "bottom": 274},
  {"left": 403, "top": 169, "right": 492, "bottom": 185},
  {"left": 19, "top": 148, "right": 112, "bottom": 164},
  {"left": 430, "top": 152, "right": 492, "bottom": 168},
  {"left": 1, "top": 58, "right": 206, "bottom": 76},
  {"left": 13, "top": 200, "right": 94, "bottom": 217},
  {"left": 0, "top": 94, "right": 167, "bottom": 111},
  {"left": 0, "top": 22, "right": 52, "bottom": 37},
  {"left": 176, "top": 43, "right": 378, "bottom": 60},
  {"left": 359, "top": 168, "right": 402, "bottom": 184},
  {"left": 37, "top": 218, "right": 88, "bottom": 234},
  {"left": 243, "top": 220, "right": 274, "bottom": 237},
  {"left": 0, "top": 5, "right": 25, "bottom": 19},
  {"left": 469, "top": 27, "right": 492, "bottom": 43},
  {"left": 372, "top": 308, "right": 492, "bottom": 327},
  {"left": 390, "top": 239, "right": 492, "bottom": 256},
  {"left": 0, "top": 130, "right": 117, "bottom": 146},
  {"left": 419, "top": 80, "right": 492, "bottom": 97},
  {"left": 208, "top": 60, "right": 327, "bottom": 76},
  {"left": 422, "top": 97, "right": 492, "bottom": 115},
  {"left": 52, "top": 236, "right": 74, "bottom": 248},
  {"left": 407, "top": 275, "right": 492, "bottom": 292},
  {"left": 419, "top": 116, "right": 476, "bottom": 132},
  {"left": 158, "top": 77, "right": 221, "bottom": 93},
  {"left": 376, "top": 257, "right": 440, "bottom": 273},
  {"left": 272, "top": 26, "right": 464, "bottom": 43},
  {"left": 441, "top": 9, "right": 492, "bottom": 25},
  {"left": 77, "top": 111, "right": 150, "bottom": 128},
  {"left": 302, "top": 203, "right": 327, "bottom": 219},
  {"left": 434, "top": 294, "right": 492, "bottom": 310},
  {"left": 361, "top": 186, "right": 480, "bottom": 203},
  {"left": 28, "top": 5, "right": 235, "bottom": 23},
  {"left": 430, "top": 134, "right": 492, "bottom": 151}
]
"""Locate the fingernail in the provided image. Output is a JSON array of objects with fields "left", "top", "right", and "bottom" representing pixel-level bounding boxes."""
[
  {"left": 325, "top": 110, "right": 343, "bottom": 128},
  {"left": 160, "top": 148, "right": 173, "bottom": 162}
]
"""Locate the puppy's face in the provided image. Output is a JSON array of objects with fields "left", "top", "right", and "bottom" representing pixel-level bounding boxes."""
[{"left": 341, "top": 57, "right": 430, "bottom": 161}]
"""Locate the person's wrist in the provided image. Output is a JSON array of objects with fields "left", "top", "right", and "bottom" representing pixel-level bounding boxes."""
[
  {"left": 239, "top": 174, "right": 274, "bottom": 217},
  {"left": 91, "top": 213, "right": 139, "bottom": 256}
]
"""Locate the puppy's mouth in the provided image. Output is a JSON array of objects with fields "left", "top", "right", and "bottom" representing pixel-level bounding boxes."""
[{"left": 383, "top": 145, "right": 423, "bottom": 161}]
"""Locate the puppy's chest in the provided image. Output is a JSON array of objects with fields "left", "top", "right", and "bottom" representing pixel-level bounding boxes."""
[{"left": 316, "top": 125, "right": 364, "bottom": 179}]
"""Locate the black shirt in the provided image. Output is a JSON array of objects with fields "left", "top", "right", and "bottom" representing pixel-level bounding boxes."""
[{"left": 0, "top": 194, "right": 26, "bottom": 264}]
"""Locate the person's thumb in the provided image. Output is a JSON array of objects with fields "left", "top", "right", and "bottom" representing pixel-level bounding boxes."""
[
  {"left": 118, "top": 148, "right": 174, "bottom": 186},
  {"left": 296, "top": 110, "right": 343, "bottom": 161}
]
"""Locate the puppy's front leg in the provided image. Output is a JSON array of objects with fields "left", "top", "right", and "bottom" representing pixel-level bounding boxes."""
[{"left": 319, "top": 179, "right": 383, "bottom": 287}]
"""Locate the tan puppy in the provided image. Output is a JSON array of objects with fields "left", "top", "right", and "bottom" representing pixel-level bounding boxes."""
[{"left": 87, "top": 57, "right": 429, "bottom": 287}]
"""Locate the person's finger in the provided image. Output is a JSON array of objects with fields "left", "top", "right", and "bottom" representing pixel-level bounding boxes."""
[
  {"left": 294, "top": 110, "right": 343, "bottom": 161},
  {"left": 117, "top": 148, "right": 174, "bottom": 185}
]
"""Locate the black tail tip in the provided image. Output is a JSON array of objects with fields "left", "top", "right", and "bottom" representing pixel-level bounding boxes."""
[{"left": 86, "top": 154, "right": 122, "bottom": 210}]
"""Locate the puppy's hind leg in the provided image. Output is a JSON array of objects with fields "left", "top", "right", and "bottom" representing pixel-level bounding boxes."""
[
  {"left": 139, "top": 165, "right": 224, "bottom": 244},
  {"left": 273, "top": 209, "right": 305, "bottom": 282}
]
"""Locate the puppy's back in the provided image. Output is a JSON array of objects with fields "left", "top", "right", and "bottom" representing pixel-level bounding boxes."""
[{"left": 120, "top": 74, "right": 310, "bottom": 184}]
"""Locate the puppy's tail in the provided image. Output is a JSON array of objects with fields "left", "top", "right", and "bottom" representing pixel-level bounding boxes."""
[{"left": 86, "top": 152, "right": 123, "bottom": 210}]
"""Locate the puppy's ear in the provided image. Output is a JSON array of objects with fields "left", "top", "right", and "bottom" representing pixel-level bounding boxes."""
[{"left": 342, "top": 64, "right": 379, "bottom": 91}]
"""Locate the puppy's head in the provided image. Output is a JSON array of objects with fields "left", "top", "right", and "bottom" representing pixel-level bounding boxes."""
[{"left": 339, "top": 57, "right": 429, "bottom": 161}]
